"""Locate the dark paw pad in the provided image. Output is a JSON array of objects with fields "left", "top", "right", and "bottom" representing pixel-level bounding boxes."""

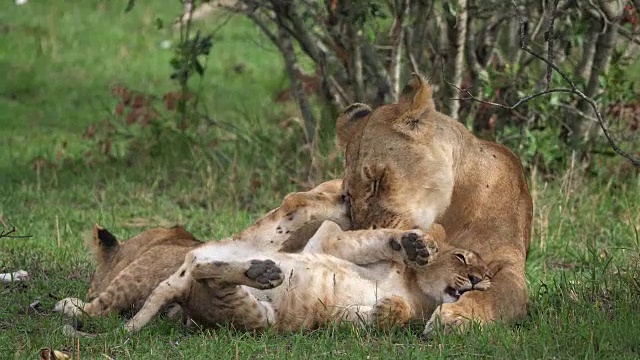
[
  {"left": 246, "top": 259, "right": 284, "bottom": 288},
  {"left": 400, "top": 233, "right": 431, "bottom": 266}
]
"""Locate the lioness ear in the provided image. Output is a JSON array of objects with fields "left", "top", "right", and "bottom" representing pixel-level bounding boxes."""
[
  {"left": 393, "top": 74, "right": 436, "bottom": 137},
  {"left": 335, "top": 103, "right": 371, "bottom": 152}
]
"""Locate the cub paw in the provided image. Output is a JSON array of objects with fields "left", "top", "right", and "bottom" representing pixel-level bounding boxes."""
[
  {"left": 245, "top": 259, "right": 284, "bottom": 289},
  {"left": 371, "top": 296, "right": 412, "bottom": 328},
  {"left": 53, "top": 297, "right": 86, "bottom": 318},
  {"left": 389, "top": 231, "right": 438, "bottom": 267}
]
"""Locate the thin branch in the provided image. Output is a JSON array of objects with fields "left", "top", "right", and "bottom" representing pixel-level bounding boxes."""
[
  {"left": 556, "top": 103, "right": 600, "bottom": 123},
  {"left": 0, "top": 222, "right": 32, "bottom": 239},
  {"left": 447, "top": 80, "right": 574, "bottom": 110},
  {"left": 351, "top": 26, "right": 365, "bottom": 101}
]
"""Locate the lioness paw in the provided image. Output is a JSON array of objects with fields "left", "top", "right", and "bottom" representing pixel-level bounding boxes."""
[
  {"left": 53, "top": 297, "right": 86, "bottom": 318},
  {"left": 390, "top": 231, "right": 438, "bottom": 267},
  {"left": 245, "top": 259, "right": 284, "bottom": 289},
  {"left": 423, "top": 303, "right": 477, "bottom": 338}
]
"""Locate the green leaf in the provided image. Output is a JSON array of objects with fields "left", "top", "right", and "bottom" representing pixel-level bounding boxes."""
[
  {"left": 124, "top": 0, "right": 136, "bottom": 13},
  {"left": 194, "top": 60, "right": 204, "bottom": 76},
  {"left": 154, "top": 17, "right": 164, "bottom": 30}
]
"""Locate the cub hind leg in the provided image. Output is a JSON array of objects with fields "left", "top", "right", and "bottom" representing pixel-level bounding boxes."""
[
  {"left": 190, "top": 258, "right": 284, "bottom": 330},
  {"left": 370, "top": 296, "right": 413, "bottom": 327},
  {"left": 55, "top": 254, "right": 177, "bottom": 318}
]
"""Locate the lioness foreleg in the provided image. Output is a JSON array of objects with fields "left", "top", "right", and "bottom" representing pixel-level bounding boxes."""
[{"left": 423, "top": 260, "right": 527, "bottom": 336}]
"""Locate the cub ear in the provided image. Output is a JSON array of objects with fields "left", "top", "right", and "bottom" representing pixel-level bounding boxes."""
[
  {"left": 86, "top": 224, "right": 120, "bottom": 261},
  {"left": 393, "top": 74, "right": 436, "bottom": 137},
  {"left": 94, "top": 224, "right": 119, "bottom": 248},
  {"left": 335, "top": 103, "right": 372, "bottom": 152}
]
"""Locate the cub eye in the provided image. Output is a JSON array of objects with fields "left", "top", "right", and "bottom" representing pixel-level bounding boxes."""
[{"left": 453, "top": 252, "right": 468, "bottom": 265}]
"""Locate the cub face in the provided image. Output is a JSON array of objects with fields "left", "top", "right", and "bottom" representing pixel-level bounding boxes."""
[{"left": 420, "top": 248, "right": 492, "bottom": 304}]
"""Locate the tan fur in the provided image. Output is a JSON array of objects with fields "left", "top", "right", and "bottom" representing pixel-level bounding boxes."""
[
  {"left": 121, "top": 221, "right": 491, "bottom": 333},
  {"left": 336, "top": 74, "right": 533, "bottom": 335}
]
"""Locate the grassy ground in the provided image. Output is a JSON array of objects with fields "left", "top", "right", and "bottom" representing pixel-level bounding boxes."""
[{"left": 1, "top": 1, "right": 640, "bottom": 359}]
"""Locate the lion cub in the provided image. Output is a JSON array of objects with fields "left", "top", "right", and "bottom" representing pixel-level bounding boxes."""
[
  {"left": 55, "top": 180, "right": 351, "bottom": 319},
  {"left": 119, "top": 221, "right": 491, "bottom": 332}
]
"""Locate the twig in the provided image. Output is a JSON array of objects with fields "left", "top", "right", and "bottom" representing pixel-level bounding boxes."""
[
  {"left": 448, "top": 81, "right": 574, "bottom": 110},
  {"left": 556, "top": 103, "right": 600, "bottom": 124},
  {"left": 56, "top": 215, "right": 61, "bottom": 247},
  {"left": 0, "top": 221, "right": 32, "bottom": 239},
  {"left": 513, "top": 1, "right": 640, "bottom": 167},
  {"left": 404, "top": 31, "right": 420, "bottom": 75}
]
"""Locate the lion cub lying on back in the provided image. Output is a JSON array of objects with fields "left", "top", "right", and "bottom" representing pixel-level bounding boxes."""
[
  {"left": 119, "top": 221, "right": 490, "bottom": 332},
  {"left": 57, "top": 221, "right": 488, "bottom": 333}
]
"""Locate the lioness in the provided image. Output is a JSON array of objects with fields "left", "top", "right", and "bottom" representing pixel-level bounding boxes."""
[{"left": 335, "top": 74, "right": 533, "bottom": 334}]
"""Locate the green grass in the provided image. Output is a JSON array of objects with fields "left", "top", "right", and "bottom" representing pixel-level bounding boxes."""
[{"left": 1, "top": 1, "right": 640, "bottom": 359}]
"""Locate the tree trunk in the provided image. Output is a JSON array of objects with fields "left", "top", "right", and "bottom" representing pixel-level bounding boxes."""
[
  {"left": 445, "top": 0, "right": 468, "bottom": 120},
  {"left": 276, "top": 22, "right": 316, "bottom": 145},
  {"left": 569, "top": 10, "right": 620, "bottom": 148}
]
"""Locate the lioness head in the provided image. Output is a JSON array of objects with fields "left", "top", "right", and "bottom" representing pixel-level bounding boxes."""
[
  {"left": 421, "top": 248, "right": 492, "bottom": 304},
  {"left": 336, "top": 75, "right": 454, "bottom": 230}
]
